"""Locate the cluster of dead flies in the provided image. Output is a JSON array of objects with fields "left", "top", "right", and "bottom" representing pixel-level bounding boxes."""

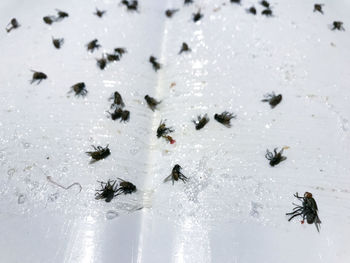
[{"left": 5, "top": 0, "right": 328, "bottom": 229}]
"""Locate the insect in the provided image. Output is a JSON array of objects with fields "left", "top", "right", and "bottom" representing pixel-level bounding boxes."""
[
  {"left": 262, "top": 8, "right": 273, "bottom": 16},
  {"left": 313, "top": 4, "right": 324, "bottom": 14},
  {"left": 149, "top": 56, "right": 161, "bottom": 71},
  {"left": 108, "top": 108, "right": 123, "bottom": 120},
  {"left": 121, "top": 0, "right": 138, "bottom": 12},
  {"left": 230, "top": 0, "right": 241, "bottom": 4},
  {"left": 114, "top": 47, "right": 127, "bottom": 57},
  {"left": 165, "top": 9, "right": 179, "bottom": 18},
  {"left": 261, "top": 92, "right": 282, "bottom": 108},
  {"left": 247, "top": 6, "right": 257, "bottom": 15},
  {"left": 116, "top": 178, "right": 137, "bottom": 195},
  {"left": 193, "top": 114, "right": 209, "bottom": 130},
  {"left": 106, "top": 53, "right": 120, "bottom": 62},
  {"left": 86, "top": 145, "right": 111, "bottom": 161},
  {"left": 157, "top": 120, "right": 174, "bottom": 138},
  {"left": 286, "top": 192, "right": 321, "bottom": 232},
  {"left": 30, "top": 70, "right": 47, "bottom": 84},
  {"left": 95, "top": 180, "right": 118, "bottom": 202},
  {"left": 43, "top": 16, "right": 56, "bottom": 25},
  {"left": 94, "top": 8, "right": 106, "bottom": 17},
  {"left": 164, "top": 164, "right": 188, "bottom": 185},
  {"left": 265, "top": 148, "right": 287, "bottom": 166},
  {"left": 69, "top": 82, "right": 87, "bottom": 97},
  {"left": 120, "top": 110, "right": 130, "bottom": 122},
  {"left": 193, "top": 10, "right": 203, "bottom": 23},
  {"left": 52, "top": 37, "right": 64, "bottom": 49},
  {"left": 55, "top": 9, "right": 69, "bottom": 20},
  {"left": 96, "top": 56, "right": 107, "bottom": 70},
  {"left": 6, "top": 18, "right": 20, "bottom": 33},
  {"left": 179, "top": 42, "right": 191, "bottom": 54},
  {"left": 332, "top": 21, "right": 345, "bottom": 31},
  {"left": 86, "top": 39, "right": 101, "bottom": 52},
  {"left": 214, "top": 111, "right": 236, "bottom": 128},
  {"left": 144, "top": 95, "right": 161, "bottom": 111},
  {"left": 260, "top": 0, "right": 270, "bottom": 8},
  {"left": 184, "top": 0, "right": 193, "bottom": 5},
  {"left": 109, "top": 91, "right": 125, "bottom": 108}
]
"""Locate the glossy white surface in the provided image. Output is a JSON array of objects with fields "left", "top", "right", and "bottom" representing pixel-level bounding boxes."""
[{"left": 1, "top": 0, "right": 350, "bottom": 262}]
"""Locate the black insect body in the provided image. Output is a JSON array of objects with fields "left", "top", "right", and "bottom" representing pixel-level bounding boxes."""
[
  {"left": 56, "top": 9, "right": 69, "bottom": 20},
  {"left": 265, "top": 148, "right": 287, "bottom": 166},
  {"left": 145, "top": 95, "right": 161, "bottom": 111},
  {"left": 164, "top": 164, "right": 188, "bottom": 185},
  {"left": 179, "top": 42, "right": 191, "bottom": 54},
  {"left": 108, "top": 108, "right": 123, "bottom": 120},
  {"left": 332, "top": 21, "right": 345, "bottom": 31},
  {"left": 262, "top": 92, "right": 282, "bottom": 108},
  {"left": 116, "top": 178, "right": 137, "bottom": 195},
  {"left": 165, "top": 9, "right": 179, "bottom": 18},
  {"left": 69, "top": 82, "right": 87, "bottom": 97},
  {"left": 95, "top": 180, "right": 118, "bottom": 202},
  {"left": 6, "top": 18, "right": 20, "bottom": 33},
  {"left": 230, "top": 0, "right": 241, "bottom": 4},
  {"left": 86, "top": 145, "right": 111, "bottom": 161},
  {"left": 86, "top": 39, "right": 101, "bottom": 52},
  {"left": 157, "top": 120, "right": 174, "bottom": 138},
  {"left": 121, "top": 0, "right": 138, "bottom": 12},
  {"left": 30, "top": 70, "right": 47, "bottom": 84},
  {"left": 149, "top": 56, "right": 161, "bottom": 71},
  {"left": 314, "top": 4, "right": 324, "bottom": 14},
  {"left": 286, "top": 192, "right": 321, "bottom": 232},
  {"left": 120, "top": 110, "right": 130, "bottom": 122},
  {"left": 94, "top": 8, "right": 106, "bottom": 17},
  {"left": 52, "top": 37, "right": 64, "bottom": 49},
  {"left": 193, "top": 10, "right": 203, "bottom": 23},
  {"left": 260, "top": 0, "right": 270, "bottom": 8},
  {"left": 106, "top": 53, "right": 120, "bottom": 62},
  {"left": 96, "top": 56, "right": 107, "bottom": 70},
  {"left": 214, "top": 111, "right": 236, "bottom": 128},
  {"left": 193, "top": 114, "right": 210, "bottom": 130},
  {"left": 109, "top": 91, "right": 125, "bottom": 108},
  {"left": 184, "top": 0, "right": 193, "bottom": 5},
  {"left": 114, "top": 47, "right": 127, "bottom": 57},
  {"left": 262, "top": 8, "right": 273, "bottom": 16},
  {"left": 43, "top": 16, "right": 56, "bottom": 25},
  {"left": 247, "top": 6, "right": 257, "bottom": 15}
]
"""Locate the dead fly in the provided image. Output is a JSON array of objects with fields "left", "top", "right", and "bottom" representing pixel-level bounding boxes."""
[
  {"left": 120, "top": 110, "right": 130, "bottom": 122},
  {"left": 106, "top": 53, "right": 120, "bottom": 62},
  {"left": 86, "top": 145, "right": 111, "bottom": 162},
  {"left": 116, "top": 178, "right": 137, "bottom": 195},
  {"left": 230, "top": 0, "right": 241, "bottom": 4},
  {"left": 332, "top": 21, "right": 345, "bottom": 31},
  {"left": 157, "top": 120, "right": 176, "bottom": 144},
  {"left": 179, "top": 42, "right": 191, "bottom": 54},
  {"left": 86, "top": 39, "right": 101, "bottom": 52},
  {"left": 165, "top": 9, "right": 179, "bottom": 18},
  {"left": 114, "top": 47, "right": 127, "bottom": 57},
  {"left": 149, "top": 56, "right": 161, "bottom": 71},
  {"left": 214, "top": 111, "right": 236, "bottom": 128},
  {"left": 314, "top": 4, "right": 324, "bottom": 14},
  {"left": 260, "top": 0, "right": 270, "bottom": 8},
  {"left": 286, "top": 192, "right": 321, "bottom": 232},
  {"left": 109, "top": 91, "right": 125, "bottom": 108},
  {"left": 6, "top": 18, "right": 20, "bottom": 33},
  {"left": 121, "top": 0, "right": 138, "bottom": 12},
  {"left": 55, "top": 9, "right": 69, "bottom": 20},
  {"left": 30, "top": 70, "right": 47, "bottom": 84},
  {"left": 262, "top": 8, "right": 273, "bottom": 17},
  {"left": 108, "top": 108, "right": 129, "bottom": 122},
  {"left": 193, "top": 10, "right": 203, "bottom": 23},
  {"left": 164, "top": 164, "right": 188, "bottom": 184},
  {"left": 43, "top": 16, "right": 56, "bottom": 25},
  {"left": 261, "top": 92, "right": 282, "bottom": 108},
  {"left": 184, "top": 0, "right": 193, "bottom": 5},
  {"left": 94, "top": 8, "right": 106, "bottom": 17},
  {"left": 96, "top": 56, "right": 107, "bottom": 70},
  {"left": 69, "top": 82, "right": 87, "bottom": 97},
  {"left": 52, "top": 37, "right": 64, "bottom": 49},
  {"left": 265, "top": 147, "right": 287, "bottom": 166},
  {"left": 193, "top": 114, "right": 209, "bottom": 130},
  {"left": 95, "top": 180, "right": 118, "bottom": 202},
  {"left": 144, "top": 95, "right": 161, "bottom": 111},
  {"left": 247, "top": 6, "right": 257, "bottom": 15}
]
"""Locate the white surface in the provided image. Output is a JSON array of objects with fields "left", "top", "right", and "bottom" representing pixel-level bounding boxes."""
[{"left": 1, "top": 0, "right": 350, "bottom": 262}]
